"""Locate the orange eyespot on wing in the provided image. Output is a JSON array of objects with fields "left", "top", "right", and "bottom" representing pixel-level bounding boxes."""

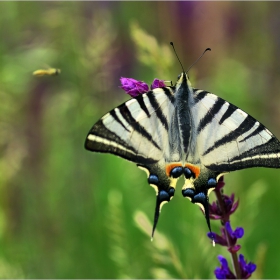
[
  {"left": 184, "top": 163, "right": 200, "bottom": 178},
  {"left": 165, "top": 162, "right": 182, "bottom": 176}
]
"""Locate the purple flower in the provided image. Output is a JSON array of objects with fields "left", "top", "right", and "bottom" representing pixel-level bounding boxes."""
[
  {"left": 239, "top": 254, "right": 257, "bottom": 279},
  {"left": 120, "top": 77, "right": 149, "bottom": 97},
  {"left": 209, "top": 176, "right": 239, "bottom": 221},
  {"left": 207, "top": 222, "right": 243, "bottom": 253},
  {"left": 226, "top": 222, "right": 244, "bottom": 240},
  {"left": 150, "top": 78, "right": 166, "bottom": 89},
  {"left": 209, "top": 176, "right": 239, "bottom": 222},
  {"left": 209, "top": 193, "right": 239, "bottom": 220},
  {"left": 215, "top": 255, "right": 235, "bottom": 279},
  {"left": 214, "top": 254, "right": 257, "bottom": 279},
  {"left": 207, "top": 176, "right": 256, "bottom": 279}
]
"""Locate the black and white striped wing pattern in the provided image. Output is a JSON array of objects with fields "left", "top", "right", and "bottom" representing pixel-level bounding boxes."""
[
  {"left": 85, "top": 71, "right": 280, "bottom": 238},
  {"left": 191, "top": 89, "right": 280, "bottom": 172},
  {"left": 85, "top": 87, "right": 180, "bottom": 237},
  {"left": 85, "top": 88, "right": 175, "bottom": 166}
]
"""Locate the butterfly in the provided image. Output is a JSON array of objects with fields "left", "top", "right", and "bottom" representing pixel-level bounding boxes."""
[{"left": 85, "top": 48, "right": 280, "bottom": 238}]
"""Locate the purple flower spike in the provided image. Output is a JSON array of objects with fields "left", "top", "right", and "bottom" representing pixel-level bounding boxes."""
[
  {"left": 120, "top": 77, "right": 149, "bottom": 97},
  {"left": 208, "top": 232, "right": 227, "bottom": 246},
  {"left": 209, "top": 176, "right": 239, "bottom": 221},
  {"left": 239, "top": 254, "right": 257, "bottom": 279},
  {"left": 208, "top": 177, "right": 256, "bottom": 279},
  {"left": 224, "top": 222, "right": 244, "bottom": 252},
  {"left": 228, "top": 244, "right": 241, "bottom": 254},
  {"left": 225, "top": 222, "right": 244, "bottom": 239},
  {"left": 215, "top": 255, "right": 235, "bottom": 279},
  {"left": 207, "top": 222, "right": 243, "bottom": 253},
  {"left": 225, "top": 194, "right": 239, "bottom": 215},
  {"left": 209, "top": 193, "right": 239, "bottom": 220},
  {"left": 150, "top": 78, "right": 166, "bottom": 89},
  {"left": 215, "top": 254, "right": 256, "bottom": 279}
]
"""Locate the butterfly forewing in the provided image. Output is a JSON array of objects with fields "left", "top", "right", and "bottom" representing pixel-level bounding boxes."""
[
  {"left": 191, "top": 89, "right": 280, "bottom": 172},
  {"left": 85, "top": 87, "right": 176, "bottom": 166}
]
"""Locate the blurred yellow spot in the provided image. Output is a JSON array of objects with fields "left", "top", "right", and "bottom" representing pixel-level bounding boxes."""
[{"left": 33, "top": 68, "right": 61, "bottom": 77}]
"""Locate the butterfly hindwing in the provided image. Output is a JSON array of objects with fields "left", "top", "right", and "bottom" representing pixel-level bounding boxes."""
[{"left": 85, "top": 87, "right": 180, "bottom": 236}]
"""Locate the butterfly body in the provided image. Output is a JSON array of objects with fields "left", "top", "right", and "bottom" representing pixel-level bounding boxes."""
[{"left": 85, "top": 72, "right": 280, "bottom": 237}]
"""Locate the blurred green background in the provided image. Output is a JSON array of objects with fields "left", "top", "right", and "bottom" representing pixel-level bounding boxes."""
[{"left": 1, "top": 1, "right": 280, "bottom": 278}]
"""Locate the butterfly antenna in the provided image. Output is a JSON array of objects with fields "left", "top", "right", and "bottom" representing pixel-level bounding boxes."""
[
  {"left": 186, "top": 48, "right": 211, "bottom": 73},
  {"left": 170, "top": 42, "right": 186, "bottom": 73}
]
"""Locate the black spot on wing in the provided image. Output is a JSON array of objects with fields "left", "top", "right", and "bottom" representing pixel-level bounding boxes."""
[
  {"left": 197, "top": 98, "right": 225, "bottom": 133},
  {"left": 146, "top": 91, "right": 169, "bottom": 130}
]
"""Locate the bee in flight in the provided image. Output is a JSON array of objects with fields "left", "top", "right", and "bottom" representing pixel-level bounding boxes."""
[{"left": 33, "top": 68, "right": 61, "bottom": 77}]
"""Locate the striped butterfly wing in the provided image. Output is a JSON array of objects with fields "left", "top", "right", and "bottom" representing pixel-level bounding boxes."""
[
  {"left": 85, "top": 88, "right": 174, "bottom": 166},
  {"left": 85, "top": 87, "right": 180, "bottom": 236},
  {"left": 191, "top": 89, "right": 280, "bottom": 172}
]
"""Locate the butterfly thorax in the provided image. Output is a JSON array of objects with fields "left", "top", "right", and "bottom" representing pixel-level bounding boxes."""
[{"left": 168, "top": 73, "right": 197, "bottom": 164}]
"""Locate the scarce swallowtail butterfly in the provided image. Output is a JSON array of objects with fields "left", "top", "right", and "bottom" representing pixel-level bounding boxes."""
[{"left": 85, "top": 45, "right": 280, "bottom": 239}]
